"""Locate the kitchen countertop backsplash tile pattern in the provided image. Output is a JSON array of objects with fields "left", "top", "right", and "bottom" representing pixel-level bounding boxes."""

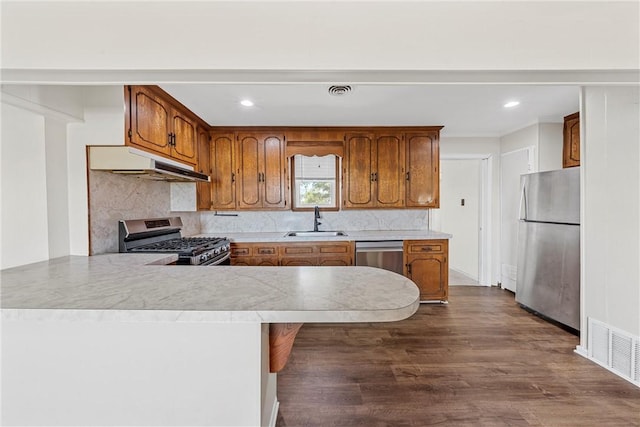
[
  {"left": 89, "top": 171, "right": 200, "bottom": 255},
  {"left": 200, "top": 209, "right": 429, "bottom": 234},
  {"left": 89, "top": 170, "right": 430, "bottom": 254}
]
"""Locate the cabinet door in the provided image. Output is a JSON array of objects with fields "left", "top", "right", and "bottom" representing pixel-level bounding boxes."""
[
  {"left": 406, "top": 255, "right": 448, "bottom": 301},
  {"left": 236, "top": 133, "right": 262, "bottom": 209},
  {"left": 405, "top": 131, "right": 439, "bottom": 208},
  {"left": 236, "top": 132, "right": 286, "bottom": 210},
  {"left": 318, "top": 257, "right": 352, "bottom": 266},
  {"left": 261, "top": 134, "right": 287, "bottom": 209},
  {"left": 128, "top": 86, "right": 171, "bottom": 155},
  {"left": 374, "top": 133, "right": 405, "bottom": 207},
  {"left": 344, "top": 133, "right": 375, "bottom": 208},
  {"left": 196, "top": 127, "right": 212, "bottom": 210},
  {"left": 171, "top": 109, "right": 197, "bottom": 165},
  {"left": 230, "top": 243, "right": 251, "bottom": 266},
  {"left": 281, "top": 257, "right": 316, "bottom": 266},
  {"left": 404, "top": 239, "right": 448, "bottom": 301},
  {"left": 211, "top": 133, "right": 236, "bottom": 210},
  {"left": 563, "top": 112, "right": 580, "bottom": 168},
  {"left": 317, "top": 242, "right": 354, "bottom": 266},
  {"left": 252, "top": 257, "right": 279, "bottom": 266}
]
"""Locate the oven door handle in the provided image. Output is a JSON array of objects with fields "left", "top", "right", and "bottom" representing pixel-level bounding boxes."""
[{"left": 199, "top": 252, "right": 231, "bottom": 266}]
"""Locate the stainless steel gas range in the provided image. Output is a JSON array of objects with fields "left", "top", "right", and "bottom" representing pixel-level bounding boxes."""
[{"left": 118, "top": 217, "right": 231, "bottom": 266}]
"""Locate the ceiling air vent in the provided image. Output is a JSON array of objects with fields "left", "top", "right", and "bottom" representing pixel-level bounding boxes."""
[{"left": 328, "top": 85, "right": 352, "bottom": 96}]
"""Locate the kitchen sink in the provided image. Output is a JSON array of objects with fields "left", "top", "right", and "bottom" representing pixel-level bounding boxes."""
[{"left": 285, "top": 231, "right": 348, "bottom": 237}]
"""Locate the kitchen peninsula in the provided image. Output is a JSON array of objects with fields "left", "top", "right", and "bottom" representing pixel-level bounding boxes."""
[{"left": 1, "top": 253, "right": 419, "bottom": 427}]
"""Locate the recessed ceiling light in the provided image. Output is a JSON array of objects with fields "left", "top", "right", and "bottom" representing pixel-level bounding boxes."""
[
  {"left": 504, "top": 101, "right": 520, "bottom": 108},
  {"left": 240, "top": 99, "right": 254, "bottom": 107}
]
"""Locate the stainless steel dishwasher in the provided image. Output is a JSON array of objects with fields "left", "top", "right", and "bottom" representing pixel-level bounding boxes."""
[{"left": 355, "top": 241, "right": 404, "bottom": 275}]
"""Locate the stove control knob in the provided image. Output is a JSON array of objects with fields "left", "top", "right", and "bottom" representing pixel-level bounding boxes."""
[{"left": 200, "top": 255, "right": 206, "bottom": 262}]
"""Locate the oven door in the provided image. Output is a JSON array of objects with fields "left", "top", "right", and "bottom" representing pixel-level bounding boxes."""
[{"left": 198, "top": 252, "right": 231, "bottom": 266}]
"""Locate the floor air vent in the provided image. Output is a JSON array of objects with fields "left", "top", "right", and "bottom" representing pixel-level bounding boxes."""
[{"left": 588, "top": 318, "right": 639, "bottom": 386}]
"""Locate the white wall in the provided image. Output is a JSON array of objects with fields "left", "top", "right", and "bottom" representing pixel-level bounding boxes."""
[
  {"left": 437, "top": 159, "right": 481, "bottom": 280},
  {"left": 500, "top": 122, "right": 565, "bottom": 172},
  {"left": 2, "top": 319, "right": 273, "bottom": 426},
  {"left": 44, "top": 119, "right": 71, "bottom": 259},
  {"left": 1, "top": 1, "right": 637, "bottom": 73},
  {"left": 439, "top": 137, "right": 501, "bottom": 285},
  {"left": 0, "top": 104, "right": 49, "bottom": 268},
  {"left": 67, "top": 86, "right": 125, "bottom": 255},
  {"left": 581, "top": 86, "right": 640, "bottom": 344},
  {"left": 501, "top": 124, "right": 538, "bottom": 162},
  {"left": 0, "top": 86, "right": 86, "bottom": 267},
  {"left": 538, "top": 123, "right": 564, "bottom": 172}
]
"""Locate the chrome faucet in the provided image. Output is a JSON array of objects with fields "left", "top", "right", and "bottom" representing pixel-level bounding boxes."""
[{"left": 313, "top": 206, "right": 322, "bottom": 232}]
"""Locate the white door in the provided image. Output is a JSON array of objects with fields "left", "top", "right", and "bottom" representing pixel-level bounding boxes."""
[
  {"left": 432, "top": 159, "right": 481, "bottom": 281},
  {"left": 500, "top": 148, "right": 534, "bottom": 292}
]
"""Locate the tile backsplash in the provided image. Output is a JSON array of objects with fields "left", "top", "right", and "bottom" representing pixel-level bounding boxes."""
[
  {"left": 89, "top": 170, "right": 429, "bottom": 254},
  {"left": 200, "top": 209, "right": 429, "bottom": 234},
  {"left": 89, "top": 171, "right": 200, "bottom": 254}
]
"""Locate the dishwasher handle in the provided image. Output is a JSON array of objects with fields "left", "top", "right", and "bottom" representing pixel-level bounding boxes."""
[
  {"left": 355, "top": 241, "right": 403, "bottom": 251},
  {"left": 355, "top": 246, "right": 403, "bottom": 252}
]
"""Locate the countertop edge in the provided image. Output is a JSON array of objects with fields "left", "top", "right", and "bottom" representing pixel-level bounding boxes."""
[
  {"left": 1, "top": 298, "right": 420, "bottom": 324},
  {"left": 202, "top": 230, "right": 453, "bottom": 243}
]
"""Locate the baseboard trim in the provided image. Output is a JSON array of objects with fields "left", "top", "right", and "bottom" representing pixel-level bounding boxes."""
[{"left": 268, "top": 398, "right": 280, "bottom": 427}]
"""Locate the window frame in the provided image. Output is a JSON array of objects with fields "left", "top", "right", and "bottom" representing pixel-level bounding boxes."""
[{"left": 290, "top": 155, "right": 341, "bottom": 212}]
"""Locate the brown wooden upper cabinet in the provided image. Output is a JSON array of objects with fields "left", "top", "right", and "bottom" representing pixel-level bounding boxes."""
[
  {"left": 125, "top": 85, "right": 198, "bottom": 166},
  {"left": 343, "top": 128, "right": 441, "bottom": 209},
  {"left": 563, "top": 112, "right": 580, "bottom": 168},
  {"left": 210, "top": 132, "right": 237, "bottom": 210},
  {"left": 405, "top": 131, "right": 440, "bottom": 208},
  {"left": 343, "top": 132, "right": 405, "bottom": 208},
  {"left": 236, "top": 132, "right": 288, "bottom": 210},
  {"left": 196, "top": 126, "right": 212, "bottom": 210}
]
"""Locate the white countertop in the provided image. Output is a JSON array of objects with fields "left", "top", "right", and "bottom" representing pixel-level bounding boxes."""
[
  {"left": 1, "top": 254, "right": 419, "bottom": 323},
  {"left": 201, "top": 229, "right": 452, "bottom": 243}
]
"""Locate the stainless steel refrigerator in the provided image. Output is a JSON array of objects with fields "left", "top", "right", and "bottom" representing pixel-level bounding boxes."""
[{"left": 516, "top": 167, "right": 580, "bottom": 331}]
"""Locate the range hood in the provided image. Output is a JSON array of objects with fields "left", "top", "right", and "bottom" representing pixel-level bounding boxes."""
[{"left": 89, "top": 146, "right": 209, "bottom": 182}]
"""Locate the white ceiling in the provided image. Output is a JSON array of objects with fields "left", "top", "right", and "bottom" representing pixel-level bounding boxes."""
[{"left": 160, "top": 84, "right": 580, "bottom": 138}]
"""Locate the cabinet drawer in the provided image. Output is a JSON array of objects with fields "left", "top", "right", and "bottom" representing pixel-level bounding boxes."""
[
  {"left": 318, "top": 245, "right": 350, "bottom": 254},
  {"left": 406, "top": 241, "right": 445, "bottom": 254},
  {"left": 231, "top": 246, "right": 251, "bottom": 257},
  {"left": 255, "top": 246, "right": 277, "bottom": 255},
  {"left": 281, "top": 245, "right": 314, "bottom": 255}
]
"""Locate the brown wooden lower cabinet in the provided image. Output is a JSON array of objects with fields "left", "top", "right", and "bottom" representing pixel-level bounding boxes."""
[
  {"left": 230, "top": 243, "right": 279, "bottom": 266},
  {"left": 403, "top": 239, "right": 449, "bottom": 302},
  {"left": 230, "top": 241, "right": 355, "bottom": 266},
  {"left": 231, "top": 239, "right": 449, "bottom": 302}
]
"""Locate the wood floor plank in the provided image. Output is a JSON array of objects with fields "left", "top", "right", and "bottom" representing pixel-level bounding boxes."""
[{"left": 276, "top": 286, "right": 640, "bottom": 426}]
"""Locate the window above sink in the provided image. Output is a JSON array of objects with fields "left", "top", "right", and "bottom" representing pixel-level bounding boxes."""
[{"left": 291, "top": 154, "right": 339, "bottom": 211}]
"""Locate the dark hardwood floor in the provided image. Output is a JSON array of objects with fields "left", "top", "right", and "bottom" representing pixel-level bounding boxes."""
[{"left": 276, "top": 286, "right": 640, "bottom": 426}]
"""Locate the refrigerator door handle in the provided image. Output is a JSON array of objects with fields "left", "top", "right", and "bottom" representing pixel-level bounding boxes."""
[{"left": 518, "top": 184, "right": 527, "bottom": 221}]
